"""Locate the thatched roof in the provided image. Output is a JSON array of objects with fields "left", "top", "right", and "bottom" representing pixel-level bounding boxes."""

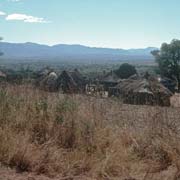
[
  {"left": 110, "top": 76, "right": 172, "bottom": 106},
  {"left": 69, "top": 69, "right": 86, "bottom": 86},
  {"left": 128, "top": 74, "right": 140, "bottom": 80},
  {"left": 101, "top": 71, "right": 120, "bottom": 83},
  {"left": 116, "top": 77, "right": 172, "bottom": 95},
  {"left": 39, "top": 71, "right": 58, "bottom": 92},
  {"left": 0, "top": 71, "right": 6, "bottom": 78},
  {"left": 37, "top": 69, "right": 86, "bottom": 93},
  {"left": 58, "top": 70, "right": 77, "bottom": 86},
  {"left": 37, "top": 67, "right": 52, "bottom": 77},
  {"left": 57, "top": 70, "right": 86, "bottom": 93}
]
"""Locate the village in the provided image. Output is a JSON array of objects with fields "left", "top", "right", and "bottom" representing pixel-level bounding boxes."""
[
  {"left": 38, "top": 68, "right": 179, "bottom": 107},
  {"left": 0, "top": 63, "right": 177, "bottom": 107},
  {"left": 2, "top": 0, "right": 180, "bottom": 179},
  {"left": 1, "top": 62, "right": 180, "bottom": 179}
]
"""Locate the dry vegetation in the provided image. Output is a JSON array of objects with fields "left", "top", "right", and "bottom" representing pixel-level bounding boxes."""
[{"left": 0, "top": 85, "right": 180, "bottom": 179}]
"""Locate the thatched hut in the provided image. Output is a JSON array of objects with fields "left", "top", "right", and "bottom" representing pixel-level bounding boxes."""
[
  {"left": 39, "top": 72, "right": 58, "bottom": 92},
  {"left": 109, "top": 76, "right": 173, "bottom": 106},
  {"left": 34, "top": 67, "right": 53, "bottom": 86},
  {"left": 0, "top": 71, "right": 6, "bottom": 81},
  {"left": 100, "top": 71, "right": 120, "bottom": 91},
  {"left": 56, "top": 69, "right": 86, "bottom": 93}
]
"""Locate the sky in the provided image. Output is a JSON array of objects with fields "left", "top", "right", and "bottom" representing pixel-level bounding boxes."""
[{"left": 0, "top": 0, "right": 180, "bottom": 49}]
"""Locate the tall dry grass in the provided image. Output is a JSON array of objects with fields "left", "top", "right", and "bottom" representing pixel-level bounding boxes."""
[{"left": 0, "top": 84, "right": 180, "bottom": 179}]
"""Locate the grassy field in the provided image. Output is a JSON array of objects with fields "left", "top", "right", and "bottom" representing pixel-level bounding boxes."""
[{"left": 0, "top": 85, "right": 180, "bottom": 179}]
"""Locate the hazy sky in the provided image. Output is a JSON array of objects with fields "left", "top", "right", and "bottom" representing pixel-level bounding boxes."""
[{"left": 0, "top": 0, "right": 180, "bottom": 49}]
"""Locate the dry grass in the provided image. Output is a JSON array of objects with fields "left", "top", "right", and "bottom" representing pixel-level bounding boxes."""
[{"left": 0, "top": 84, "right": 180, "bottom": 179}]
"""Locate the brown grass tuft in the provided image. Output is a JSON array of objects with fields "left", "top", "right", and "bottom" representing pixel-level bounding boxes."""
[{"left": 0, "top": 84, "right": 180, "bottom": 179}]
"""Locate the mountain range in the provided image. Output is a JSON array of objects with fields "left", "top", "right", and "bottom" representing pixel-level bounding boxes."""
[{"left": 0, "top": 42, "right": 157, "bottom": 62}]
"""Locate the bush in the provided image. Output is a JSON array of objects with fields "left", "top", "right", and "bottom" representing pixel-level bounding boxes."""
[{"left": 115, "top": 63, "right": 137, "bottom": 79}]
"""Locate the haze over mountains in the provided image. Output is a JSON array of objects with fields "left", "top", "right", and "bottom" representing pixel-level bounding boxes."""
[{"left": 0, "top": 42, "right": 156, "bottom": 62}]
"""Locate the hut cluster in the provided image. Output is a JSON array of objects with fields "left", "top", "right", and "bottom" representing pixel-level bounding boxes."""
[
  {"left": 37, "top": 68, "right": 175, "bottom": 106},
  {"left": 36, "top": 68, "right": 87, "bottom": 94},
  {"left": 0, "top": 68, "right": 175, "bottom": 107}
]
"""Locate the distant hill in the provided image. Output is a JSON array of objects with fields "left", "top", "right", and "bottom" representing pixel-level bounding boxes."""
[{"left": 0, "top": 42, "right": 157, "bottom": 62}]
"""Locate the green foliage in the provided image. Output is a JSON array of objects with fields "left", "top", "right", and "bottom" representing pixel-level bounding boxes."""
[
  {"left": 4, "top": 68, "right": 35, "bottom": 84},
  {"left": 152, "top": 39, "right": 180, "bottom": 90},
  {"left": 115, "top": 63, "right": 137, "bottom": 79},
  {"left": 0, "top": 37, "right": 3, "bottom": 56}
]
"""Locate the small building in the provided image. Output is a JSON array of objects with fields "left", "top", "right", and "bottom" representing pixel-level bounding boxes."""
[
  {"left": 39, "top": 71, "right": 58, "bottom": 92},
  {"left": 0, "top": 71, "right": 6, "bottom": 80},
  {"left": 56, "top": 69, "right": 87, "bottom": 93},
  {"left": 34, "top": 67, "right": 53, "bottom": 87},
  {"left": 109, "top": 76, "right": 172, "bottom": 106},
  {"left": 99, "top": 71, "right": 120, "bottom": 91},
  {"left": 0, "top": 71, "right": 7, "bottom": 84}
]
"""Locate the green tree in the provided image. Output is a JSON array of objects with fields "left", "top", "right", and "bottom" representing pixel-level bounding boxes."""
[
  {"left": 0, "top": 37, "right": 3, "bottom": 56},
  {"left": 151, "top": 39, "right": 180, "bottom": 90},
  {"left": 115, "top": 63, "right": 137, "bottom": 79}
]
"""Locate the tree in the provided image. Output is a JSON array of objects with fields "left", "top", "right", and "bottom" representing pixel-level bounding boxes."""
[
  {"left": 115, "top": 63, "right": 137, "bottom": 79},
  {"left": 0, "top": 37, "right": 3, "bottom": 56},
  {"left": 151, "top": 39, "right": 180, "bottom": 91}
]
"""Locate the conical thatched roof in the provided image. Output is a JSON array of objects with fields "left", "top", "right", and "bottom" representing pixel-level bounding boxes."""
[
  {"left": 36, "top": 67, "right": 52, "bottom": 77},
  {"left": 101, "top": 71, "right": 120, "bottom": 83},
  {"left": 128, "top": 74, "right": 140, "bottom": 80},
  {"left": 37, "top": 69, "right": 86, "bottom": 93},
  {"left": 0, "top": 71, "right": 6, "bottom": 78},
  {"left": 39, "top": 71, "right": 58, "bottom": 92},
  {"left": 98, "top": 71, "right": 121, "bottom": 91},
  {"left": 69, "top": 69, "right": 86, "bottom": 87},
  {"left": 57, "top": 70, "right": 86, "bottom": 93}
]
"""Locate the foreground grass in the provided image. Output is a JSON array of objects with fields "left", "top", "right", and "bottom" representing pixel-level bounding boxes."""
[{"left": 0, "top": 85, "right": 180, "bottom": 179}]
